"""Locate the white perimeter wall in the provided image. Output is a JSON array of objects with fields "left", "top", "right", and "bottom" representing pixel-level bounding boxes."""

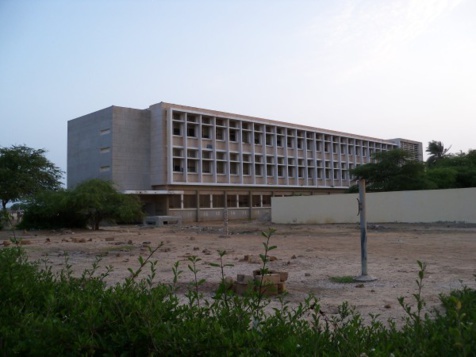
[{"left": 272, "top": 188, "right": 476, "bottom": 224}]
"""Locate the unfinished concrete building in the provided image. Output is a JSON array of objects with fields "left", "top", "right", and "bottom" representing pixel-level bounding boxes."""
[{"left": 67, "top": 102, "right": 423, "bottom": 222}]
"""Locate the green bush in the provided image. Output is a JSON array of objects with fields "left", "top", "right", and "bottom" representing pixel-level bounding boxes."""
[{"left": 0, "top": 232, "right": 475, "bottom": 356}]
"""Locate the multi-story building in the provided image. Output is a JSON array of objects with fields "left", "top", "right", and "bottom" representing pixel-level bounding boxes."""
[{"left": 68, "top": 102, "right": 423, "bottom": 222}]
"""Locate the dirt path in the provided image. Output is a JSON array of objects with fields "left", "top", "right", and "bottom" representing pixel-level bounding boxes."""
[{"left": 2, "top": 221, "right": 475, "bottom": 325}]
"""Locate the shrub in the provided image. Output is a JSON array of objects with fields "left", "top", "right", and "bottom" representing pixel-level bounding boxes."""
[{"left": 0, "top": 232, "right": 475, "bottom": 355}]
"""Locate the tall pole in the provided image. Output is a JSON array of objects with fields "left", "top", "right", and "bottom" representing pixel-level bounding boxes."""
[
  {"left": 359, "top": 179, "right": 368, "bottom": 276},
  {"left": 355, "top": 179, "right": 376, "bottom": 282}
]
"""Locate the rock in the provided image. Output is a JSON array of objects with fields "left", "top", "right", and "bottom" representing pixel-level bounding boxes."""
[
  {"left": 105, "top": 237, "right": 115, "bottom": 242},
  {"left": 20, "top": 240, "right": 32, "bottom": 245},
  {"left": 3, "top": 240, "right": 11, "bottom": 246},
  {"left": 127, "top": 240, "right": 133, "bottom": 245},
  {"left": 305, "top": 272, "right": 311, "bottom": 277},
  {"left": 72, "top": 237, "right": 86, "bottom": 243}
]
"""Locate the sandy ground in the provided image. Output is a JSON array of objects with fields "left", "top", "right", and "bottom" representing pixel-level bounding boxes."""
[{"left": 2, "top": 221, "right": 475, "bottom": 325}]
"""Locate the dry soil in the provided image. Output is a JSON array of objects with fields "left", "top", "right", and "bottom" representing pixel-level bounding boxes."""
[{"left": 2, "top": 221, "right": 475, "bottom": 325}]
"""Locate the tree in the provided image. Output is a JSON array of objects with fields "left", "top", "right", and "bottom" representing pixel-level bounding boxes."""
[
  {"left": 71, "top": 179, "right": 143, "bottom": 230},
  {"left": 427, "top": 149, "right": 476, "bottom": 188},
  {"left": 349, "top": 149, "right": 430, "bottom": 192},
  {"left": 426, "top": 141, "right": 451, "bottom": 166},
  {"left": 19, "top": 189, "right": 88, "bottom": 230},
  {"left": 0, "top": 145, "right": 63, "bottom": 210}
]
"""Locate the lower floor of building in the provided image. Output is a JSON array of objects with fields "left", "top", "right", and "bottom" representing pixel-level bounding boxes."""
[{"left": 133, "top": 185, "right": 347, "bottom": 223}]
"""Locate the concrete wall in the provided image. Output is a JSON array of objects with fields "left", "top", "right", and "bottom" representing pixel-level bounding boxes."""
[
  {"left": 67, "top": 106, "right": 151, "bottom": 191},
  {"left": 68, "top": 107, "right": 114, "bottom": 188},
  {"left": 149, "top": 103, "right": 168, "bottom": 186},
  {"left": 272, "top": 188, "right": 476, "bottom": 224},
  {"left": 111, "top": 107, "right": 150, "bottom": 190}
]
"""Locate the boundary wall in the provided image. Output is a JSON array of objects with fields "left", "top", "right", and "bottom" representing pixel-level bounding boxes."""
[{"left": 271, "top": 188, "right": 476, "bottom": 224}]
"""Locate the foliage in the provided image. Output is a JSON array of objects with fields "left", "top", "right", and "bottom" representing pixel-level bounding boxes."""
[
  {"left": 71, "top": 179, "right": 143, "bottom": 230},
  {"left": 19, "top": 179, "right": 143, "bottom": 230},
  {"left": 349, "top": 146, "right": 476, "bottom": 192},
  {"left": 0, "top": 145, "right": 63, "bottom": 210},
  {"left": 427, "top": 149, "right": 476, "bottom": 189},
  {"left": 349, "top": 149, "right": 430, "bottom": 192},
  {"left": 330, "top": 275, "right": 356, "bottom": 283},
  {"left": 0, "top": 231, "right": 475, "bottom": 356},
  {"left": 426, "top": 140, "right": 451, "bottom": 166},
  {"left": 18, "top": 189, "right": 88, "bottom": 230}
]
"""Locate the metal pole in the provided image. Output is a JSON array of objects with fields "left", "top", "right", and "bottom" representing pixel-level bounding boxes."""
[
  {"left": 359, "top": 179, "right": 368, "bottom": 276},
  {"left": 355, "top": 179, "right": 376, "bottom": 282}
]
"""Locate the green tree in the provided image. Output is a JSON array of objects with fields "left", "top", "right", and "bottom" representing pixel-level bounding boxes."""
[
  {"left": 428, "top": 149, "right": 476, "bottom": 188},
  {"left": 349, "top": 149, "right": 430, "bottom": 192},
  {"left": 19, "top": 190, "right": 88, "bottom": 230},
  {"left": 426, "top": 141, "right": 451, "bottom": 166},
  {"left": 0, "top": 145, "right": 63, "bottom": 210},
  {"left": 71, "top": 179, "right": 143, "bottom": 230}
]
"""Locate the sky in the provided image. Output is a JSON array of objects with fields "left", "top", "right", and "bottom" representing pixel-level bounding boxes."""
[{"left": 1, "top": 0, "right": 475, "bottom": 183}]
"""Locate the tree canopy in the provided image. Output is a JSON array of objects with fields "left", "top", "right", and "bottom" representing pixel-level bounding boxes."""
[
  {"left": 349, "top": 144, "right": 476, "bottom": 192},
  {"left": 349, "top": 149, "right": 430, "bottom": 192},
  {"left": 19, "top": 179, "right": 144, "bottom": 230},
  {"left": 426, "top": 140, "right": 451, "bottom": 166},
  {"left": 71, "top": 179, "right": 143, "bottom": 230},
  {"left": 0, "top": 145, "right": 63, "bottom": 210}
]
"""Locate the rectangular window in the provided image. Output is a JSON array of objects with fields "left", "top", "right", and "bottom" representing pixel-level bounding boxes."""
[
  {"left": 212, "top": 194, "right": 225, "bottom": 208},
  {"left": 100, "top": 128, "right": 111, "bottom": 136},
  {"left": 100, "top": 165, "right": 110, "bottom": 172},
  {"left": 230, "top": 162, "right": 238, "bottom": 175},
  {"left": 202, "top": 126, "right": 210, "bottom": 139},
  {"left": 169, "top": 195, "right": 181, "bottom": 209},
  {"left": 216, "top": 128, "right": 224, "bottom": 140},
  {"left": 229, "top": 129, "right": 237, "bottom": 142},
  {"left": 187, "top": 126, "right": 196, "bottom": 137},
  {"left": 173, "top": 159, "right": 183, "bottom": 172},
  {"left": 187, "top": 160, "right": 197, "bottom": 172},
  {"left": 227, "top": 194, "right": 238, "bottom": 208},
  {"left": 100, "top": 147, "right": 110, "bottom": 153},
  {"left": 266, "top": 134, "right": 273, "bottom": 146},
  {"left": 199, "top": 195, "right": 211, "bottom": 208},
  {"left": 173, "top": 123, "right": 181, "bottom": 136},
  {"left": 252, "top": 195, "right": 261, "bottom": 207},
  {"left": 217, "top": 161, "right": 225, "bottom": 174},
  {"left": 183, "top": 195, "right": 197, "bottom": 208},
  {"left": 238, "top": 195, "right": 249, "bottom": 208},
  {"left": 202, "top": 161, "right": 211, "bottom": 173},
  {"left": 262, "top": 195, "right": 271, "bottom": 207}
]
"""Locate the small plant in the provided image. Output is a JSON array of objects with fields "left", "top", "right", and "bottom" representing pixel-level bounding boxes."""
[
  {"left": 330, "top": 275, "right": 356, "bottom": 284},
  {"left": 398, "top": 260, "right": 427, "bottom": 327}
]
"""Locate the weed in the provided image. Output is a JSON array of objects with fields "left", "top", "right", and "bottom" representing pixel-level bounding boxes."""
[
  {"left": 0, "top": 233, "right": 475, "bottom": 356},
  {"left": 330, "top": 275, "right": 356, "bottom": 283}
]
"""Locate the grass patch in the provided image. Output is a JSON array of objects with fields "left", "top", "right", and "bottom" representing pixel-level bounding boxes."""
[{"left": 330, "top": 275, "right": 356, "bottom": 283}]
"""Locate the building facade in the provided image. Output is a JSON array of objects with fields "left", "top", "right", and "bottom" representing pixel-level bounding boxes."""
[{"left": 68, "top": 102, "right": 423, "bottom": 222}]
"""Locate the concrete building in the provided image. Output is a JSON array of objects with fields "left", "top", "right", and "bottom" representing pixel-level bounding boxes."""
[{"left": 68, "top": 102, "right": 423, "bottom": 222}]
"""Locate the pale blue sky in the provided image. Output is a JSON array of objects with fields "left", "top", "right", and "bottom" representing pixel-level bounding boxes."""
[{"left": 1, "top": 0, "right": 475, "bottom": 181}]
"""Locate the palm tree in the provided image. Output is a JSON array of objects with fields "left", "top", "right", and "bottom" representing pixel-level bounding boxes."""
[{"left": 426, "top": 141, "right": 451, "bottom": 166}]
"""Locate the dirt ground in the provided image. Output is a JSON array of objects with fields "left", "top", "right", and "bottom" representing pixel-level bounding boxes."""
[{"left": 2, "top": 221, "right": 476, "bottom": 325}]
